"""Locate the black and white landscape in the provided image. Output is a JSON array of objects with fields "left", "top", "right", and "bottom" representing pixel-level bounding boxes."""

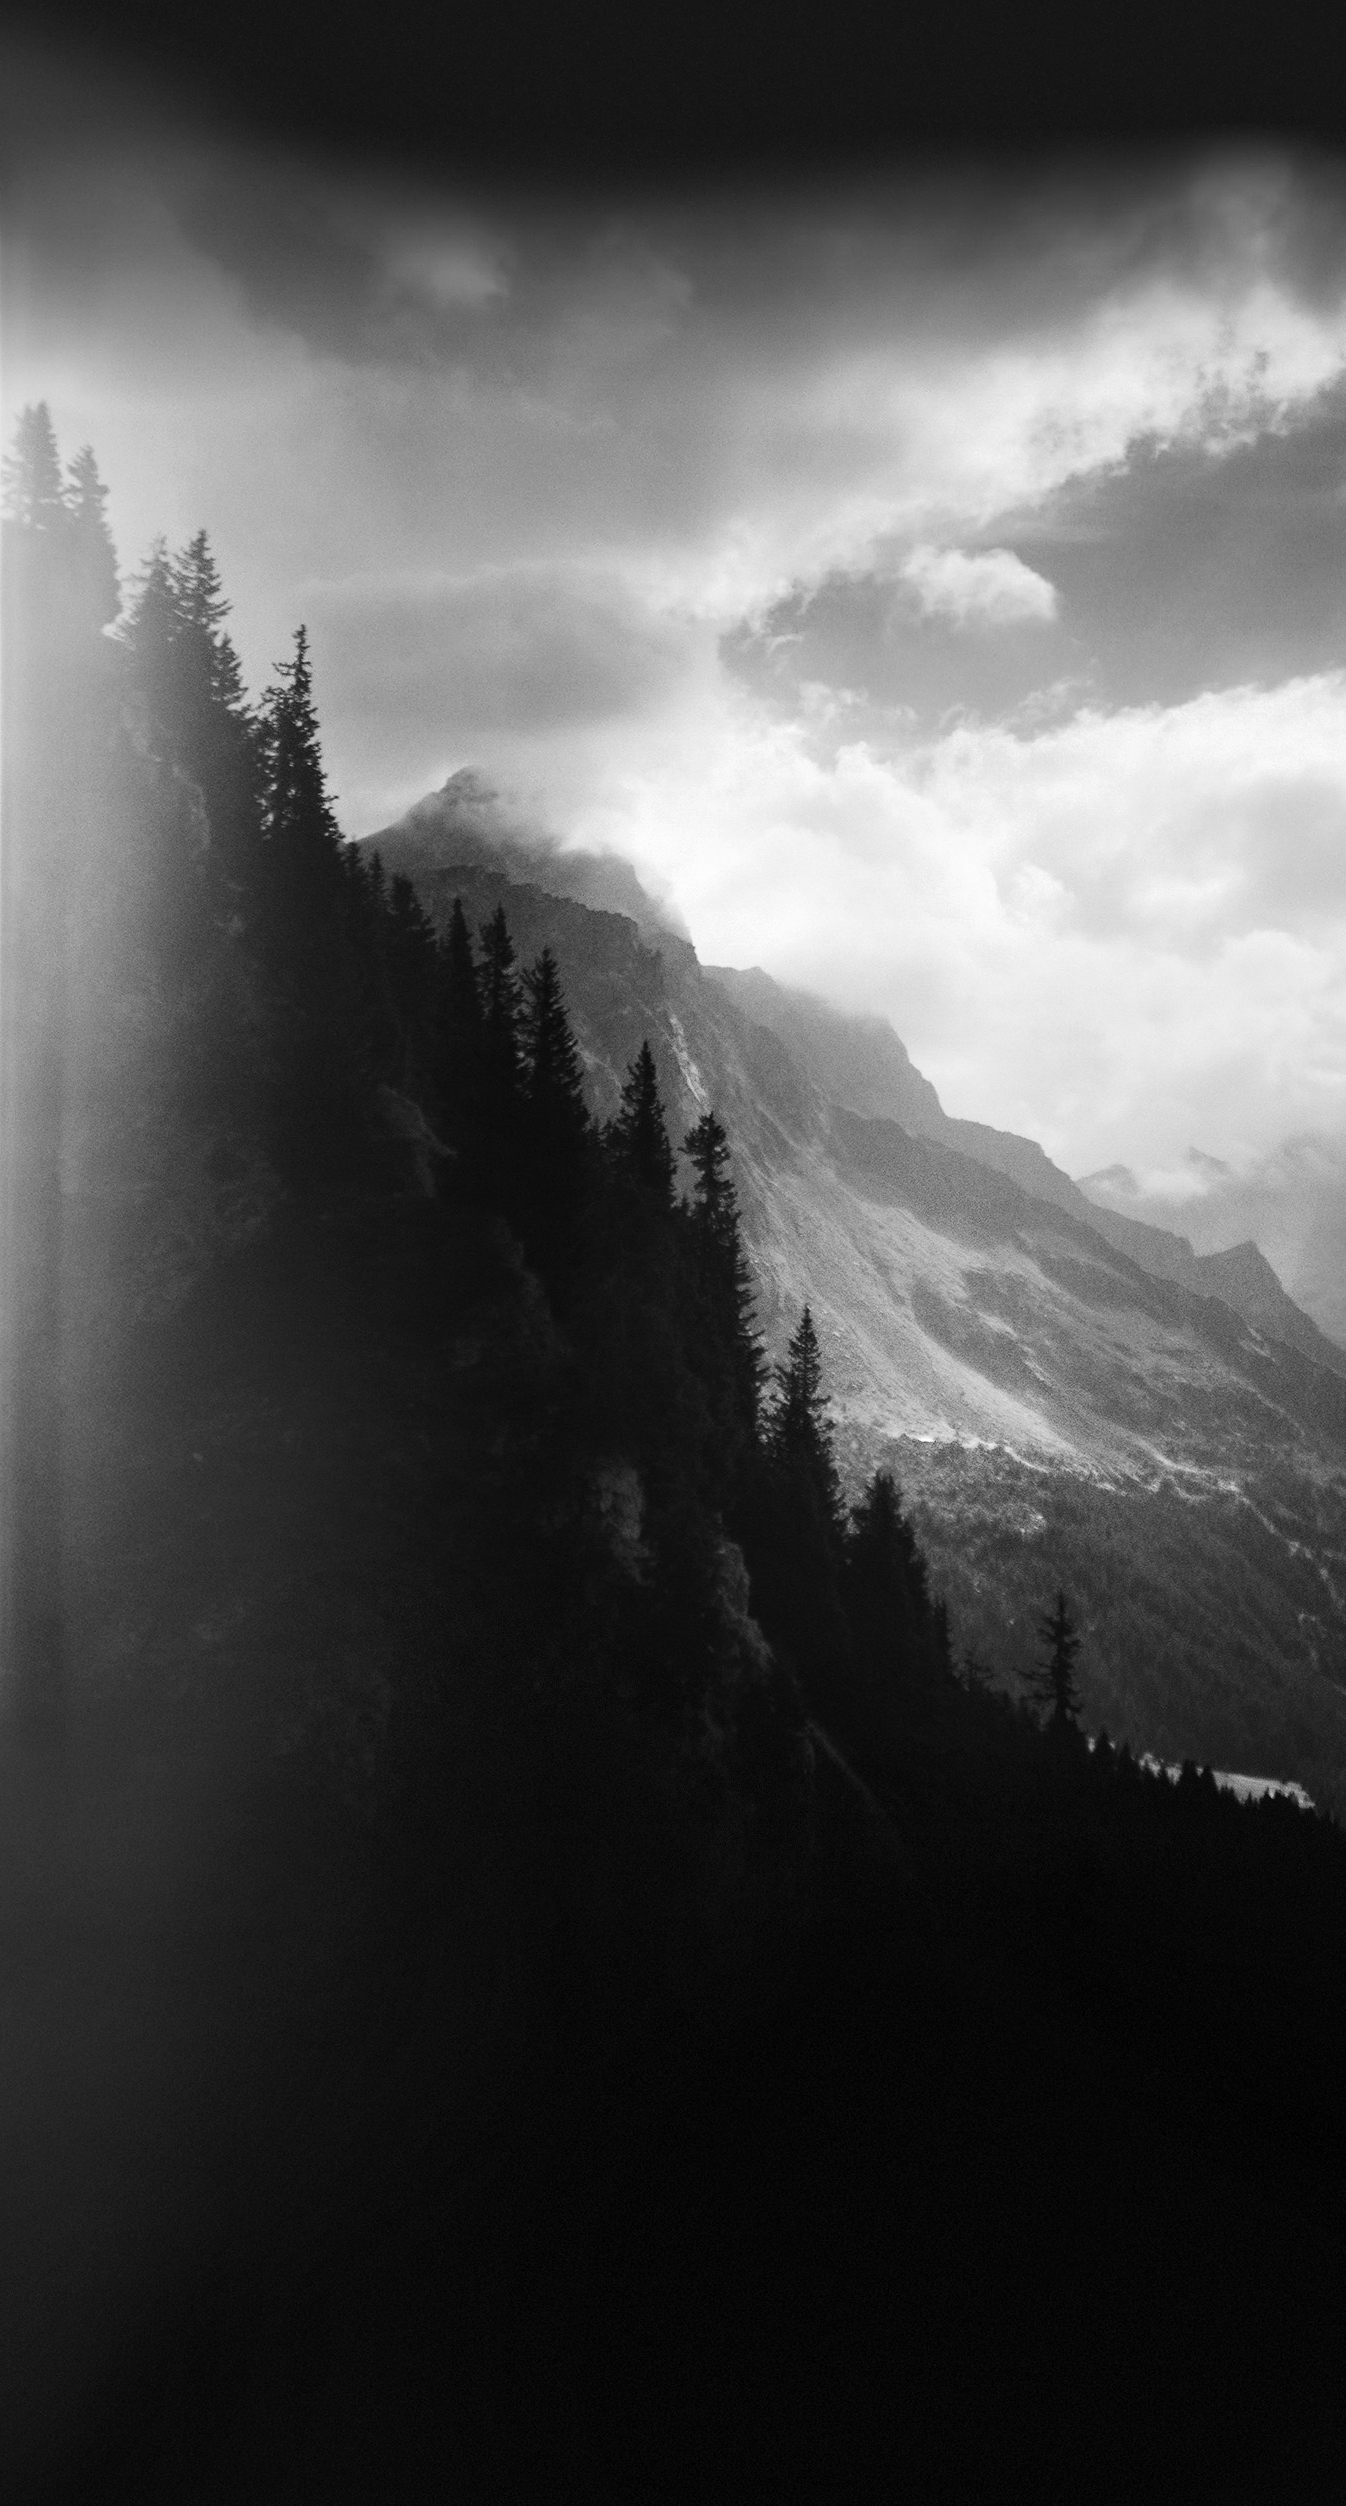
[{"left": 8, "top": 18, "right": 1346, "bottom": 2503}]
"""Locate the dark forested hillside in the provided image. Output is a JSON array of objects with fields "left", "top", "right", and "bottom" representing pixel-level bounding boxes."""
[
  {"left": 365, "top": 824, "right": 1346, "bottom": 1818},
  {"left": 7, "top": 410, "right": 1346, "bottom": 2499}
]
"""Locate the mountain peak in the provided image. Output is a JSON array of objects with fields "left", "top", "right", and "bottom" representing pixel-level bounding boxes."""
[{"left": 368, "top": 773, "right": 688, "bottom": 947}]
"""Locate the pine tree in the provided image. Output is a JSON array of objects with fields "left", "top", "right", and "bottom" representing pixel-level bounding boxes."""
[
  {"left": 260, "top": 627, "right": 341, "bottom": 866},
  {"left": 1032, "top": 1589, "right": 1082, "bottom": 1730},
  {"left": 1, "top": 403, "right": 66, "bottom": 532},
  {"left": 255, "top": 624, "right": 351, "bottom": 973},
  {"left": 745, "top": 1304, "right": 851, "bottom": 1703},
  {"left": 766, "top": 1304, "right": 843, "bottom": 1537},
  {"left": 683, "top": 1108, "right": 765, "bottom": 1478},
  {"left": 521, "top": 947, "right": 590, "bottom": 1146},
  {"left": 435, "top": 896, "right": 484, "bottom": 1149},
  {"left": 121, "top": 538, "right": 179, "bottom": 746},
  {"left": 384, "top": 873, "right": 440, "bottom": 1090},
  {"left": 843, "top": 1468, "right": 930, "bottom": 1690},
  {"left": 155, "top": 530, "right": 262, "bottom": 897},
  {"left": 608, "top": 1040, "right": 675, "bottom": 1206},
  {"left": 343, "top": 846, "right": 398, "bottom": 1085},
  {"left": 171, "top": 531, "right": 250, "bottom": 722},
  {"left": 517, "top": 946, "right": 595, "bottom": 1282},
  {"left": 472, "top": 905, "right": 525, "bottom": 1209},
  {"left": 254, "top": 627, "right": 365, "bottom": 1182},
  {"left": 65, "top": 447, "right": 120, "bottom": 627},
  {"left": 477, "top": 906, "right": 523, "bottom": 1088}
]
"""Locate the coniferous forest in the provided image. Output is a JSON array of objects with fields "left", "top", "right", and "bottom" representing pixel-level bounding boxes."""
[{"left": 8, "top": 407, "right": 1346, "bottom": 2497}]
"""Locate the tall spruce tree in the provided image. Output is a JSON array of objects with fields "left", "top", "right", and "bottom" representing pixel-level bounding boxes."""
[
  {"left": 473, "top": 905, "right": 525, "bottom": 1208},
  {"left": 66, "top": 447, "right": 120, "bottom": 628},
  {"left": 121, "top": 539, "right": 179, "bottom": 752},
  {"left": 1, "top": 403, "right": 66, "bottom": 533},
  {"left": 477, "top": 906, "right": 523, "bottom": 1089},
  {"left": 608, "top": 1040, "right": 675, "bottom": 1206},
  {"left": 435, "top": 896, "right": 484, "bottom": 1150},
  {"left": 255, "top": 626, "right": 365, "bottom": 1180},
  {"left": 746, "top": 1304, "right": 851, "bottom": 1705},
  {"left": 766, "top": 1305, "right": 843, "bottom": 1536},
  {"left": 843, "top": 1469, "right": 931, "bottom": 1692},
  {"left": 384, "top": 873, "right": 440, "bottom": 1092},
  {"left": 1032, "top": 1590, "right": 1082, "bottom": 1730},
  {"left": 169, "top": 531, "right": 253, "bottom": 748},
  {"left": 518, "top": 946, "right": 594, "bottom": 1281},
  {"left": 165, "top": 531, "right": 261, "bottom": 895},
  {"left": 521, "top": 948, "right": 590, "bottom": 1146},
  {"left": 683, "top": 1109, "right": 765, "bottom": 1491},
  {"left": 259, "top": 627, "right": 342, "bottom": 893}
]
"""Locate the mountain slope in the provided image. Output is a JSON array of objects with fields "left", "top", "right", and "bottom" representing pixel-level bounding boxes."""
[
  {"left": 365, "top": 818, "right": 1346, "bottom": 1811},
  {"left": 707, "top": 963, "right": 1346, "bottom": 1375}
]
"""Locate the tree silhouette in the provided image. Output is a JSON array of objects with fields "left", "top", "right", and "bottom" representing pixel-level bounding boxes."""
[
  {"left": 170, "top": 531, "right": 253, "bottom": 741},
  {"left": 1032, "top": 1589, "right": 1082, "bottom": 1730},
  {"left": 745, "top": 1305, "right": 852, "bottom": 1706},
  {"left": 844, "top": 1469, "right": 928, "bottom": 1688},
  {"left": 255, "top": 626, "right": 365, "bottom": 1180},
  {"left": 259, "top": 627, "right": 342, "bottom": 891},
  {"left": 608, "top": 1040, "right": 675, "bottom": 1206},
  {"left": 1, "top": 402, "right": 66, "bottom": 532},
  {"left": 766, "top": 1305, "right": 842, "bottom": 1534},
  {"left": 384, "top": 873, "right": 440, "bottom": 1092},
  {"left": 517, "top": 947, "right": 594, "bottom": 1282},
  {"left": 477, "top": 906, "right": 523, "bottom": 1093},
  {"left": 521, "top": 947, "right": 590, "bottom": 1148},
  {"left": 683, "top": 1109, "right": 765, "bottom": 1484},
  {"left": 66, "top": 447, "right": 120, "bottom": 628},
  {"left": 472, "top": 905, "right": 525, "bottom": 1207},
  {"left": 435, "top": 897, "right": 484, "bottom": 1151}
]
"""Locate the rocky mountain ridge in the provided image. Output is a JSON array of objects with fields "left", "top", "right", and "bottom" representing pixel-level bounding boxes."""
[
  {"left": 707, "top": 963, "right": 1346, "bottom": 1377},
  {"left": 368, "top": 815, "right": 1343, "bottom": 1449},
  {"left": 1080, "top": 1137, "right": 1346, "bottom": 1353},
  {"left": 365, "top": 811, "right": 1346, "bottom": 1808}
]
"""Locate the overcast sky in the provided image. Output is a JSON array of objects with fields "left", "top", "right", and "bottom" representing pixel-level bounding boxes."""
[{"left": 8, "top": 43, "right": 1346, "bottom": 1183}]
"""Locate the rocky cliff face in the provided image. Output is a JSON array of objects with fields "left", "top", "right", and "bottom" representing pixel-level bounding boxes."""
[
  {"left": 709, "top": 961, "right": 1346, "bottom": 1377},
  {"left": 367, "top": 812, "right": 1346, "bottom": 1810}
]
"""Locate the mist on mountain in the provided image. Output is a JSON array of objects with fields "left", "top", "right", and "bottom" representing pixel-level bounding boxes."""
[
  {"left": 369, "top": 767, "right": 691, "bottom": 947},
  {"left": 1081, "top": 1134, "right": 1346, "bottom": 1349}
]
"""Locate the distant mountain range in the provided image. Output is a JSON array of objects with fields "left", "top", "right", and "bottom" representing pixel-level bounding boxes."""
[
  {"left": 366, "top": 784, "right": 1346, "bottom": 1812},
  {"left": 1079, "top": 1140, "right": 1346, "bottom": 1353},
  {"left": 709, "top": 964, "right": 1346, "bottom": 1381}
]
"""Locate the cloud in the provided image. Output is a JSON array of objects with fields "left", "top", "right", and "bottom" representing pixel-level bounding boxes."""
[
  {"left": 898, "top": 544, "right": 1059, "bottom": 627},
  {"left": 13, "top": 99, "right": 1346, "bottom": 657},
  {"left": 12, "top": 66, "right": 1346, "bottom": 1190},
  {"left": 303, "top": 566, "right": 704, "bottom": 827},
  {"left": 379, "top": 229, "right": 511, "bottom": 313},
  {"left": 919, "top": 675, "right": 1346, "bottom": 954},
  {"left": 488, "top": 666, "right": 1346, "bottom": 1178},
  {"left": 378, "top": 767, "right": 691, "bottom": 938}
]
